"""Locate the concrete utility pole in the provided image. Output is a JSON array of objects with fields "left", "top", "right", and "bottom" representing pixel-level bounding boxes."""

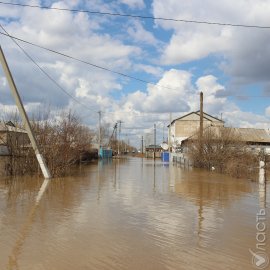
[
  {"left": 169, "top": 113, "right": 172, "bottom": 152},
  {"left": 259, "top": 160, "right": 266, "bottom": 184},
  {"left": 98, "top": 111, "right": 101, "bottom": 151},
  {"left": 163, "top": 122, "right": 165, "bottom": 142},
  {"left": 154, "top": 124, "right": 156, "bottom": 159},
  {"left": 200, "top": 92, "right": 204, "bottom": 141},
  {"left": 124, "top": 134, "right": 127, "bottom": 153},
  {"left": 141, "top": 135, "right": 144, "bottom": 154},
  {"left": 0, "top": 46, "right": 51, "bottom": 179},
  {"left": 118, "top": 120, "right": 122, "bottom": 155},
  {"left": 114, "top": 123, "right": 118, "bottom": 152}
]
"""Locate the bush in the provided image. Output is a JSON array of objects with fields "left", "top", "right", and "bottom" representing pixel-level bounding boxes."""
[
  {"left": 187, "top": 127, "right": 259, "bottom": 179},
  {"left": 4, "top": 110, "right": 94, "bottom": 177}
]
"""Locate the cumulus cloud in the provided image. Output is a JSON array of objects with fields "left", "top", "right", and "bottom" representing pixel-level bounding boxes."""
[
  {"left": 161, "top": 28, "right": 231, "bottom": 65},
  {"left": 0, "top": 0, "right": 268, "bottom": 148},
  {"left": 153, "top": 0, "right": 270, "bottom": 85},
  {"left": 118, "top": 0, "right": 145, "bottom": 9},
  {"left": 134, "top": 64, "right": 163, "bottom": 77},
  {"left": 115, "top": 68, "right": 270, "bottom": 138},
  {"left": 223, "top": 109, "right": 270, "bottom": 129},
  {"left": 265, "top": 106, "right": 270, "bottom": 117},
  {"left": 125, "top": 69, "right": 192, "bottom": 113},
  {"left": 0, "top": 0, "right": 140, "bottom": 119},
  {"left": 118, "top": 69, "right": 229, "bottom": 127},
  {"left": 127, "top": 21, "right": 159, "bottom": 46}
]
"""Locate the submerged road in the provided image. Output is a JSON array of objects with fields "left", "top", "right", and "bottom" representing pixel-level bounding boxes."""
[{"left": 0, "top": 157, "right": 269, "bottom": 270}]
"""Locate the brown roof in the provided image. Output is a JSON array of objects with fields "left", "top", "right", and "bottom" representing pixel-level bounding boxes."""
[
  {"left": 168, "top": 111, "right": 224, "bottom": 127},
  {"left": 233, "top": 127, "right": 270, "bottom": 143},
  {"left": 184, "top": 126, "right": 270, "bottom": 144}
]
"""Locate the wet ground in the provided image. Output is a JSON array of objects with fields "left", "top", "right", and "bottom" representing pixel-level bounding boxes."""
[{"left": 0, "top": 157, "right": 269, "bottom": 270}]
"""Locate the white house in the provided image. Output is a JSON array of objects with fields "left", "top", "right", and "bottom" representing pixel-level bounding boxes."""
[{"left": 168, "top": 111, "right": 224, "bottom": 150}]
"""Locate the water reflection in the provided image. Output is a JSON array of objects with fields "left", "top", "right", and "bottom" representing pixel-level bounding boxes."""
[
  {"left": 8, "top": 178, "right": 51, "bottom": 269},
  {"left": 0, "top": 158, "right": 269, "bottom": 270},
  {"left": 258, "top": 183, "right": 266, "bottom": 209}
]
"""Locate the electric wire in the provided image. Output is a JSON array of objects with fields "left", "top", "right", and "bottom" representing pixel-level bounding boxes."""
[
  {"left": 1, "top": 27, "right": 269, "bottom": 134},
  {"left": 0, "top": 31, "right": 180, "bottom": 92},
  {"left": 0, "top": 1, "right": 270, "bottom": 29},
  {"left": 0, "top": 32, "right": 179, "bottom": 90},
  {"left": 0, "top": 25, "right": 100, "bottom": 113},
  {"left": 0, "top": 28, "right": 175, "bottom": 128},
  {"left": 1, "top": 31, "right": 269, "bottom": 98}
]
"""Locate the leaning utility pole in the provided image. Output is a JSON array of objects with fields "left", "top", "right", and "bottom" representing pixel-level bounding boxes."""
[{"left": 0, "top": 46, "right": 51, "bottom": 179}]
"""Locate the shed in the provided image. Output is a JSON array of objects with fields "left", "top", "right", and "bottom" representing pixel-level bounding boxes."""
[
  {"left": 0, "top": 121, "right": 29, "bottom": 156},
  {"left": 145, "top": 144, "right": 163, "bottom": 158}
]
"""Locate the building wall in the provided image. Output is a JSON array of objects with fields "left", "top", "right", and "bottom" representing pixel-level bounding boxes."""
[
  {"left": 169, "top": 116, "right": 223, "bottom": 146},
  {"left": 0, "top": 132, "right": 29, "bottom": 156},
  {"left": 175, "top": 119, "right": 213, "bottom": 138},
  {"left": 145, "top": 151, "right": 162, "bottom": 158},
  {"left": 0, "top": 132, "right": 7, "bottom": 144}
]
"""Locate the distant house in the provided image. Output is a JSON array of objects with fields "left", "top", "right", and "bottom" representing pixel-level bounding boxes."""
[
  {"left": 182, "top": 126, "right": 270, "bottom": 154},
  {"left": 0, "top": 121, "right": 28, "bottom": 156},
  {"left": 168, "top": 111, "right": 224, "bottom": 149},
  {"left": 145, "top": 144, "right": 163, "bottom": 158}
]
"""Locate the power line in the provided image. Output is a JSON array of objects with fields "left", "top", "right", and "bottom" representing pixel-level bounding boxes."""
[
  {"left": 0, "top": 25, "right": 99, "bottom": 113},
  {"left": 1, "top": 31, "right": 269, "bottom": 118},
  {"left": 0, "top": 31, "right": 182, "bottom": 92},
  {"left": 0, "top": 1, "right": 270, "bottom": 30},
  {"left": 0, "top": 29, "right": 270, "bottom": 101},
  {"left": 0, "top": 28, "right": 178, "bottom": 122},
  {"left": 1, "top": 31, "right": 270, "bottom": 99}
]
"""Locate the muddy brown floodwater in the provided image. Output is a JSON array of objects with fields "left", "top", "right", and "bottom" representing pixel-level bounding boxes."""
[{"left": 0, "top": 157, "right": 269, "bottom": 270}]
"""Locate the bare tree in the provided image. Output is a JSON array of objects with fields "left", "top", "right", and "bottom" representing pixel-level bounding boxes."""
[
  {"left": 2, "top": 109, "right": 94, "bottom": 177},
  {"left": 187, "top": 127, "right": 258, "bottom": 178}
]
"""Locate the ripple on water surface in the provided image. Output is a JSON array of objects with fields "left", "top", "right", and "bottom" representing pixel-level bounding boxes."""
[{"left": 0, "top": 157, "right": 269, "bottom": 270}]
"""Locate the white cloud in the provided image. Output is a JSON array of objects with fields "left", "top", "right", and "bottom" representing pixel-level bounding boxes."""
[
  {"left": 0, "top": 0, "right": 269, "bottom": 148},
  {"left": 134, "top": 64, "right": 163, "bottom": 77},
  {"left": 125, "top": 69, "right": 192, "bottom": 113},
  {"left": 161, "top": 28, "right": 231, "bottom": 65},
  {"left": 153, "top": 0, "right": 270, "bottom": 85},
  {"left": 127, "top": 21, "right": 159, "bottom": 46},
  {"left": 114, "top": 69, "right": 270, "bottom": 141},
  {"left": 265, "top": 106, "right": 270, "bottom": 117},
  {"left": 118, "top": 0, "right": 145, "bottom": 9},
  {"left": 196, "top": 75, "right": 225, "bottom": 95},
  {"left": 223, "top": 110, "right": 270, "bottom": 129},
  {"left": 0, "top": 0, "right": 140, "bottom": 116}
]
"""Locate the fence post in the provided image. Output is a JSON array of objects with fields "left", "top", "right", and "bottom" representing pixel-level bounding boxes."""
[{"left": 259, "top": 160, "right": 265, "bottom": 184}]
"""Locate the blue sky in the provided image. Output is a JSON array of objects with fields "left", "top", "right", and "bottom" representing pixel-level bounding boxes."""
[{"left": 0, "top": 0, "right": 270, "bottom": 147}]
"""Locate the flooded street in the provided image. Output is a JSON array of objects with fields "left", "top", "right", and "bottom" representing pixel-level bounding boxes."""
[{"left": 0, "top": 157, "right": 269, "bottom": 270}]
